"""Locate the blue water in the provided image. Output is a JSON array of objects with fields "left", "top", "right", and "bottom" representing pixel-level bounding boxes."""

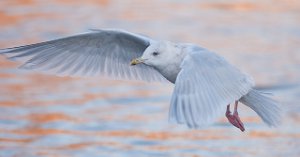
[{"left": 0, "top": 0, "right": 300, "bottom": 156}]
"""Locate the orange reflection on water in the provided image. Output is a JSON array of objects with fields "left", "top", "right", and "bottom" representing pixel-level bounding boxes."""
[
  {"left": 201, "top": 2, "right": 257, "bottom": 11},
  {"left": 10, "top": 127, "right": 81, "bottom": 136},
  {"left": 0, "top": 137, "right": 33, "bottom": 144},
  {"left": 0, "top": 0, "right": 299, "bottom": 156},
  {"left": 24, "top": 113, "right": 81, "bottom": 123}
]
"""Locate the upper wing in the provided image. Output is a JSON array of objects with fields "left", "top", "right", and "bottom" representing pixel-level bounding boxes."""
[
  {"left": 0, "top": 29, "right": 167, "bottom": 82},
  {"left": 169, "top": 47, "right": 254, "bottom": 128}
]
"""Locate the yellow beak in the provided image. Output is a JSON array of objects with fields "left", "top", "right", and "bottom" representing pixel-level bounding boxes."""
[{"left": 130, "top": 58, "right": 144, "bottom": 65}]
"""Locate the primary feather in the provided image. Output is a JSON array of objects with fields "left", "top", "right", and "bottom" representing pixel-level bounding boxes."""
[{"left": 0, "top": 29, "right": 166, "bottom": 82}]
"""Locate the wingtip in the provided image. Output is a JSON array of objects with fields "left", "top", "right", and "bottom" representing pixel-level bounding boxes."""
[
  {"left": 0, "top": 48, "right": 12, "bottom": 55},
  {"left": 88, "top": 28, "right": 103, "bottom": 32},
  {"left": 88, "top": 28, "right": 129, "bottom": 34},
  {"left": 0, "top": 47, "right": 9, "bottom": 54},
  {"left": 0, "top": 45, "right": 27, "bottom": 54}
]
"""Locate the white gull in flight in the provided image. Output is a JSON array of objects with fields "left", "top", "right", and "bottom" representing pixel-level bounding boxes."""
[{"left": 0, "top": 29, "right": 282, "bottom": 131}]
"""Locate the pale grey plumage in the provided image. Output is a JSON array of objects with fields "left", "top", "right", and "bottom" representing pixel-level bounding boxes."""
[
  {"left": 169, "top": 46, "right": 254, "bottom": 128},
  {"left": 0, "top": 29, "right": 281, "bottom": 129},
  {"left": 0, "top": 29, "right": 167, "bottom": 82},
  {"left": 240, "top": 90, "right": 281, "bottom": 126}
]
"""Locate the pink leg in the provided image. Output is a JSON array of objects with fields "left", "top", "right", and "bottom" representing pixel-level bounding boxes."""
[{"left": 225, "top": 101, "right": 245, "bottom": 132}]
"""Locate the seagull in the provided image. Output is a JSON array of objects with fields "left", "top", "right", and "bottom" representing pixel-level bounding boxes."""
[{"left": 0, "top": 29, "right": 281, "bottom": 131}]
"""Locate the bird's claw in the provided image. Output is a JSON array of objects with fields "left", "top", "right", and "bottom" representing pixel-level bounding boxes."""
[{"left": 226, "top": 103, "right": 245, "bottom": 132}]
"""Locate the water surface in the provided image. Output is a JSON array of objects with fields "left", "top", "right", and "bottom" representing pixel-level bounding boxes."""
[{"left": 0, "top": 0, "right": 300, "bottom": 156}]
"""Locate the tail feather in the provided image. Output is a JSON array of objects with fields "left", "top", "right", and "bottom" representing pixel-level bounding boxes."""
[{"left": 240, "top": 89, "right": 281, "bottom": 126}]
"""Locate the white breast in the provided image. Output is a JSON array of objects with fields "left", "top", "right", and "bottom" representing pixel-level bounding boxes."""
[{"left": 156, "top": 63, "right": 181, "bottom": 83}]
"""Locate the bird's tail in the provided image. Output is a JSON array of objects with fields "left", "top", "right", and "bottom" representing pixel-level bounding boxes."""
[{"left": 239, "top": 89, "right": 281, "bottom": 126}]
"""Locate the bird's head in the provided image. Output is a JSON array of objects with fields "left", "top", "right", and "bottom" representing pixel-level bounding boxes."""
[{"left": 130, "top": 41, "right": 181, "bottom": 68}]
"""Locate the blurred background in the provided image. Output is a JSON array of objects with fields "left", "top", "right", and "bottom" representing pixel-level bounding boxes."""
[{"left": 0, "top": 0, "right": 299, "bottom": 157}]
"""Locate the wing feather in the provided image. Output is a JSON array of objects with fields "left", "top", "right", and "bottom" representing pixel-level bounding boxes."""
[
  {"left": 169, "top": 47, "right": 254, "bottom": 128},
  {"left": 0, "top": 29, "right": 167, "bottom": 82}
]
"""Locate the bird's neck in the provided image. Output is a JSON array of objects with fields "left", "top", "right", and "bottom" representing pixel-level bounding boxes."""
[
  {"left": 154, "top": 45, "right": 187, "bottom": 83},
  {"left": 155, "top": 64, "right": 181, "bottom": 83}
]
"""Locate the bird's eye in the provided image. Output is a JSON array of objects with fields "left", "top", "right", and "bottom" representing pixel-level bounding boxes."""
[{"left": 152, "top": 52, "right": 159, "bottom": 56}]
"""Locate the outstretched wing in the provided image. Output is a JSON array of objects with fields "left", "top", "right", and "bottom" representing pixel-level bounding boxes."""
[
  {"left": 169, "top": 47, "right": 254, "bottom": 128},
  {"left": 0, "top": 29, "right": 167, "bottom": 82}
]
